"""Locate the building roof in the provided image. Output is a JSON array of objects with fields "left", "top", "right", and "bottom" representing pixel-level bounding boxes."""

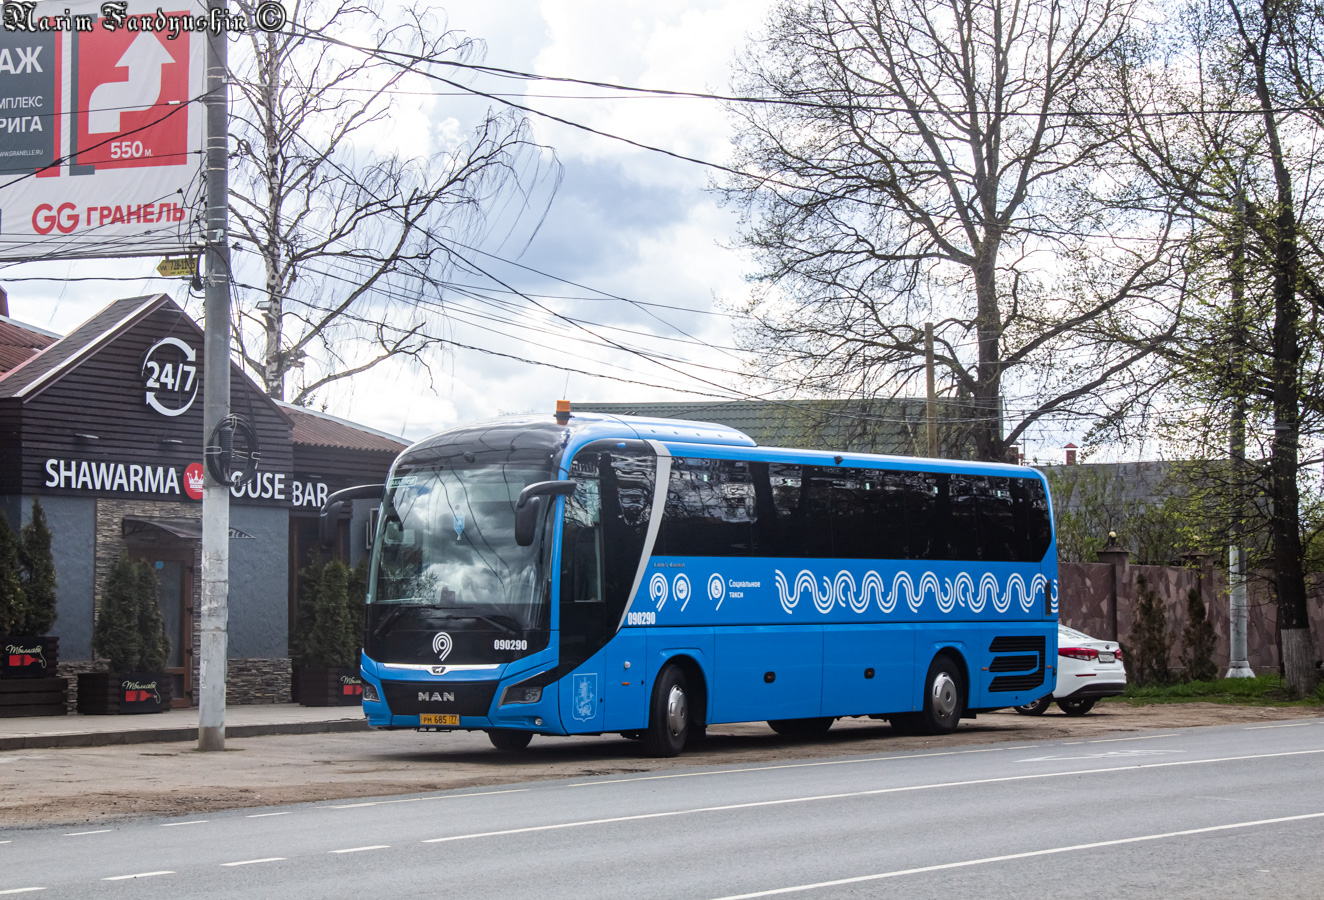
[
  {"left": 278, "top": 402, "right": 407, "bottom": 453},
  {"left": 0, "top": 314, "right": 59, "bottom": 375},
  {"left": 0, "top": 295, "right": 166, "bottom": 398},
  {"left": 571, "top": 398, "right": 978, "bottom": 456}
]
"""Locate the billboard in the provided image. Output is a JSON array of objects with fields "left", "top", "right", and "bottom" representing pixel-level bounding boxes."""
[{"left": 0, "top": 1, "right": 206, "bottom": 261}]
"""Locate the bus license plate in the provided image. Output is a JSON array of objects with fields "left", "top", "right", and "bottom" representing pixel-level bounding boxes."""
[{"left": 420, "top": 714, "right": 459, "bottom": 726}]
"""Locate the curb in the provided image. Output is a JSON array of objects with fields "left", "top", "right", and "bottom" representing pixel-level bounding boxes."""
[{"left": 0, "top": 718, "right": 369, "bottom": 751}]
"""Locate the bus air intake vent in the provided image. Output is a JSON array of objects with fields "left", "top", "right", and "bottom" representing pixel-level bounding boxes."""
[
  {"left": 381, "top": 680, "right": 499, "bottom": 716},
  {"left": 987, "top": 635, "right": 1046, "bottom": 692}
]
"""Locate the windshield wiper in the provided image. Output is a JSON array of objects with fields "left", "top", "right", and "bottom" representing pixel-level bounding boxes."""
[
  {"left": 372, "top": 605, "right": 409, "bottom": 638},
  {"left": 436, "top": 607, "right": 523, "bottom": 636}
]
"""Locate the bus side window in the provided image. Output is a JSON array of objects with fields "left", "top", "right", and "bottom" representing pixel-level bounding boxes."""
[{"left": 561, "top": 464, "right": 602, "bottom": 605}]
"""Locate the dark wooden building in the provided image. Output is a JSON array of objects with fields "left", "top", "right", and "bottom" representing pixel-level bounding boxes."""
[{"left": 0, "top": 295, "right": 405, "bottom": 705}]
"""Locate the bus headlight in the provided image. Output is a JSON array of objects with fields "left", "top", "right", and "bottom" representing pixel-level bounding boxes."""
[
  {"left": 362, "top": 682, "right": 381, "bottom": 703},
  {"left": 500, "top": 684, "right": 542, "bottom": 705}
]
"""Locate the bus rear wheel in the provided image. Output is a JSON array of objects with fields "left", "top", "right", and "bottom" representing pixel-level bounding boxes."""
[
  {"left": 644, "top": 664, "right": 691, "bottom": 758},
  {"left": 768, "top": 717, "right": 834, "bottom": 737},
  {"left": 486, "top": 729, "right": 533, "bottom": 751},
  {"left": 916, "top": 653, "right": 965, "bottom": 735}
]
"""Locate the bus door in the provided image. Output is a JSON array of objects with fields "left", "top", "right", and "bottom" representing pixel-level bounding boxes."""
[{"left": 556, "top": 444, "right": 657, "bottom": 733}]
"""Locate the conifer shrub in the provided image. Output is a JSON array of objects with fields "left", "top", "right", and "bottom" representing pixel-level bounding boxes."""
[
  {"left": 1127, "top": 573, "right": 1172, "bottom": 686},
  {"left": 17, "top": 499, "right": 57, "bottom": 636},
  {"left": 305, "top": 559, "right": 356, "bottom": 668},
  {"left": 135, "top": 562, "right": 170, "bottom": 672},
  {"left": 94, "top": 555, "right": 142, "bottom": 672},
  {"left": 0, "top": 516, "right": 25, "bottom": 635},
  {"left": 1180, "top": 585, "right": 1219, "bottom": 682},
  {"left": 93, "top": 556, "right": 171, "bottom": 672}
]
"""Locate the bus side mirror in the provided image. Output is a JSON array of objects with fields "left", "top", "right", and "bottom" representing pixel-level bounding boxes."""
[{"left": 515, "top": 480, "right": 577, "bottom": 546}]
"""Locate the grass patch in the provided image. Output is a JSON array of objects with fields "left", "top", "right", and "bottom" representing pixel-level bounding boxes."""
[{"left": 1104, "top": 673, "right": 1324, "bottom": 707}]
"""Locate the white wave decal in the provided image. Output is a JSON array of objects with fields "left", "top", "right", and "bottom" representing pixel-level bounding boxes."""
[
  {"left": 1050, "top": 579, "right": 1059, "bottom": 613},
  {"left": 1031, "top": 574, "right": 1048, "bottom": 614},
  {"left": 863, "top": 570, "right": 891, "bottom": 613},
  {"left": 769, "top": 566, "right": 1047, "bottom": 618},
  {"left": 950, "top": 572, "right": 977, "bottom": 613},
  {"left": 987, "top": 572, "right": 1009, "bottom": 613},
  {"left": 1002, "top": 573, "right": 1034, "bottom": 613}
]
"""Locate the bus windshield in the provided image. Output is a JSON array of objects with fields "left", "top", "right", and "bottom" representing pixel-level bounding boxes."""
[{"left": 371, "top": 463, "right": 551, "bottom": 630}]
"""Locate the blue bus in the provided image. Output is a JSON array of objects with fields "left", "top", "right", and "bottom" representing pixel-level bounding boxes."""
[{"left": 349, "top": 405, "right": 1058, "bottom": 756}]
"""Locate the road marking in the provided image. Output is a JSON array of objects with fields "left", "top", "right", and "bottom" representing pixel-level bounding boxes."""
[
  {"left": 221, "top": 858, "right": 286, "bottom": 867},
  {"left": 423, "top": 748, "right": 1324, "bottom": 845},
  {"left": 707, "top": 811, "right": 1324, "bottom": 898},
  {"left": 246, "top": 812, "right": 292, "bottom": 818},
  {"left": 330, "top": 845, "right": 389, "bottom": 854},
  {"left": 103, "top": 871, "right": 174, "bottom": 881},
  {"left": 1087, "top": 733, "right": 1178, "bottom": 743},
  {"left": 0, "top": 840, "right": 10, "bottom": 844},
  {"left": 64, "top": 830, "right": 112, "bottom": 836},
  {"left": 1246, "top": 722, "right": 1316, "bottom": 730},
  {"left": 159, "top": 820, "right": 207, "bottom": 827},
  {"left": 566, "top": 745, "right": 1031, "bottom": 788},
  {"left": 0, "top": 889, "right": 45, "bottom": 895},
  {"left": 1018, "top": 749, "right": 1184, "bottom": 762},
  {"left": 323, "top": 788, "right": 528, "bottom": 809}
]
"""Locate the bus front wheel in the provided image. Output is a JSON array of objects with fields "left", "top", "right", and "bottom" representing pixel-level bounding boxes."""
[
  {"left": 486, "top": 729, "right": 533, "bottom": 751},
  {"left": 644, "top": 664, "right": 691, "bottom": 757},
  {"left": 917, "top": 653, "right": 965, "bottom": 735}
]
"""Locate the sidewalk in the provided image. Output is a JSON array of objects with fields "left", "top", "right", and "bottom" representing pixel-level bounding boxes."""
[{"left": 0, "top": 704, "right": 368, "bottom": 751}]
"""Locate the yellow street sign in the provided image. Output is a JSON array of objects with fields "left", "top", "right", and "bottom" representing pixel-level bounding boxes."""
[{"left": 156, "top": 257, "right": 197, "bottom": 278}]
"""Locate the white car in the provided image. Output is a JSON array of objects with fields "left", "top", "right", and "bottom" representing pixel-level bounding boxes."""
[{"left": 1015, "top": 623, "right": 1127, "bottom": 716}]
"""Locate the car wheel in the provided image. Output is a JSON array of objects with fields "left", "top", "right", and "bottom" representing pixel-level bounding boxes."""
[
  {"left": 916, "top": 653, "right": 965, "bottom": 735},
  {"left": 1057, "top": 698, "right": 1096, "bottom": 716},
  {"left": 486, "top": 729, "right": 533, "bottom": 751},
  {"left": 643, "top": 664, "right": 690, "bottom": 757},
  {"left": 1014, "top": 696, "right": 1052, "bottom": 716},
  {"left": 767, "top": 717, "right": 834, "bottom": 736}
]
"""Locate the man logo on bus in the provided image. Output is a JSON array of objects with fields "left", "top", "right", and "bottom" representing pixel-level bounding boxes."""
[
  {"left": 432, "top": 632, "right": 453, "bottom": 662},
  {"left": 708, "top": 573, "right": 726, "bottom": 610}
]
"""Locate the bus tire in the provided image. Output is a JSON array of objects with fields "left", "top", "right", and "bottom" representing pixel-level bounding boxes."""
[
  {"left": 768, "top": 717, "right": 834, "bottom": 737},
  {"left": 916, "top": 653, "right": 965, "bottom": 735},
  {"left": 486, "top": 729, "right": 533, "bottom": 751},
  {"left": 644, "top": 664, "right": 691, "bottom": 758}
]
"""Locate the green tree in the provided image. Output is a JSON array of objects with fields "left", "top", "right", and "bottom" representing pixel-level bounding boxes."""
[
  {"left": 17, "top": 499, "right": 57, "bottom": 636},
  {"left": 0, "top": 516, "right": 25, "bottom": 635},
  {"left": 305, "top": 559, "right": 356, "bottom": 668},
  {"left": 94, "top": 555, "right": 143, "bottom": 672},
  {"left": 135, "top": 562, "right": 170, "bottom": 673},
  {"left": 1180, "top": 585, "right": 1218, "bottom": 682},
  {"left": 1127, "top": 573, "right": 1172, "bottom": 686}
]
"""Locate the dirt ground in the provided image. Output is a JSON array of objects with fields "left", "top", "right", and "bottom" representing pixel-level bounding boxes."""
[{"left": 2, "top": 702, "right": 1318, "bottom": 829}]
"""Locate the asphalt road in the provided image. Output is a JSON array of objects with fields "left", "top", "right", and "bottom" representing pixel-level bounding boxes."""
[{"left": 3, "top": 718, "right": 1323, "bottom": 899}]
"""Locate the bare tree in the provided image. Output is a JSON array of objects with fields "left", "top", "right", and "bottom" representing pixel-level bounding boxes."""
[
  {"left": 721, "top": 0, "right": 1185, "bottom": 462},
  {"left": 228, "top": 0, "right": 558, "bottom": 404},
  {"left": 1103, "top": 0, "right": 1322, "bottom": 694}
]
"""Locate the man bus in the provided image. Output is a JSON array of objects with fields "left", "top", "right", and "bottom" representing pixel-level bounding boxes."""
[{"left": 347, "top": 403, "right": 1057, "bottom": 757}]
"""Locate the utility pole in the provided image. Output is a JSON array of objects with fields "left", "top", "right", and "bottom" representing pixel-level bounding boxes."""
[
  {"left": 925, "top": 322, "right": 938, "bottom": 457},
  {"left": 198, "top": 0, "right": 232, "bottom": 749},
  {"left": 1227, "top": 177, "right": 1253, "bottom": 679}
]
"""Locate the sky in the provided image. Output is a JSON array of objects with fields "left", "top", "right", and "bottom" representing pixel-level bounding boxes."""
[{"left": 1, "top": 0, "right": 772, "bottom": 444}]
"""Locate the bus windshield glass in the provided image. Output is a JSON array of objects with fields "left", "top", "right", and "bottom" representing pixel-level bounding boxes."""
[{"left": 371, "top": 463, "right": 551, "bottom": 629}]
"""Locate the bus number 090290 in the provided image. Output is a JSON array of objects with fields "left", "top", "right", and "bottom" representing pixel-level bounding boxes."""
[{"left": 494, "top": 639, "right": 527, "bottom": 651}]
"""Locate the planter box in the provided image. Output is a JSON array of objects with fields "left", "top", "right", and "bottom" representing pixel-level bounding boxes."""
[
  {"left": 292, "top": 667, "right": 363, "bottom": 707},
  {"left": 0, "top": 676, "right": 68, "bottom": 717},
  {"left": 0, "top": 636, "right": 59, "bottom": 679},
  {"left": 76, "top": 672, "right": 172, "bottom": 715}
]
